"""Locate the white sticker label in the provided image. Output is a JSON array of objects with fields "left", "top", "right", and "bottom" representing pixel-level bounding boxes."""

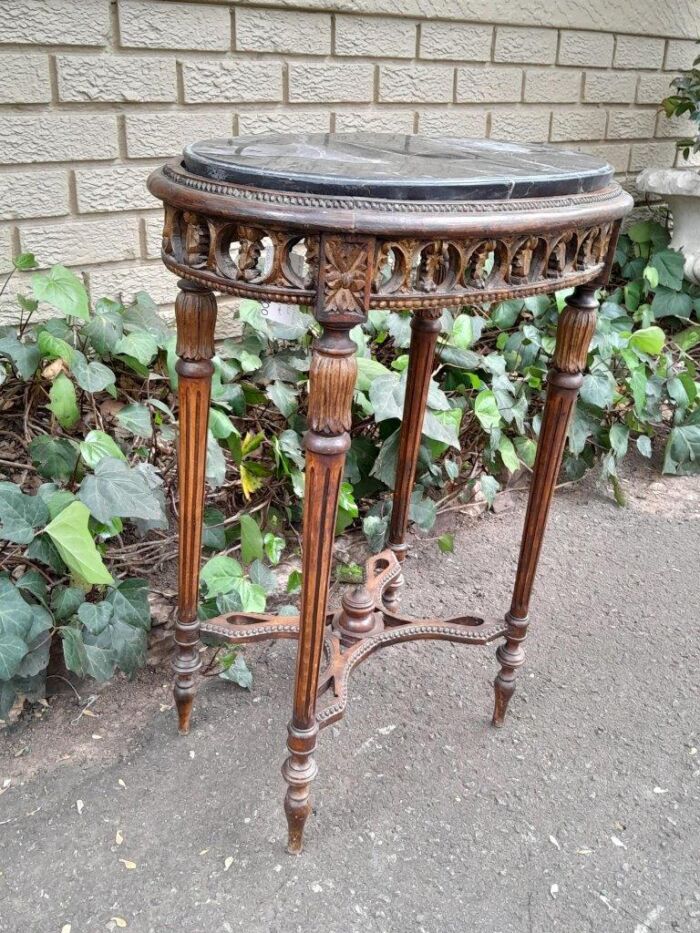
[{"left": 262, "top": 302, "right": 303, "bottom": 326}]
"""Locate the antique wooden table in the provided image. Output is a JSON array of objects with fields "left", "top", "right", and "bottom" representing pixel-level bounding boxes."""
[{"left": 147, "top": 133, "right": 632, "bottom": 854}]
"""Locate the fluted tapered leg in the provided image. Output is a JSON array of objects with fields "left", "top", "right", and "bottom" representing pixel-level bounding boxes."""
[
  {"left": 493, "top": 283, "right": 598, "bottom": 727},
  {"left": 282, "top": 322, "right": 359, "bottom": 853},
  {"left": 173, "top": 279, "right": 217, "bottom": 735},
  {"left": 384, "top": 307, "right": 442, "bottom": 610}
]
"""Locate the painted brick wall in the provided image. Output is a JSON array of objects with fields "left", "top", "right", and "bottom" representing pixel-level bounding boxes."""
[{"left": 0, "top": 0, "right": 696, "bottom": 319}]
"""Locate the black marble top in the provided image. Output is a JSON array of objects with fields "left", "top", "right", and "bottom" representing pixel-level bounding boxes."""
[{"left": 182, "top": 133, "right": 613, "bottom": 202}]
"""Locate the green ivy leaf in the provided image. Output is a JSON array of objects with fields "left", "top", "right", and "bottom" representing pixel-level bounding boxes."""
[
  {"left": 436, "top": 344, "right": 481, "bottom": 371},
  {"left": 356, "top": 356, "right": 391, "bottom": 392},
  {"left": 41, "top": 487, "right": 75, "bottom": 520},
  {"left": 490, "top": 300, "right": 523, "bottom": 330},
  {"left": 48, "top": 373, "right": 79, "bottom": 429},
  {"left": 44, "top": 501, "right": 114, "bottom": 586},
  {"left": 115, "top": 331, "right": 159, "bottom": 366},
  {"left": 13, "top": 252, "right": 38, "bottom": 271},
  {"left": 78, "top": 457, "right": 166, "bottom": 524},
  {"left": 674, "top": 324, "right": 700, "bottom": 352},
  {"left": 513, "top": 436, "right": 537, "bottom": 468},
  {"left": 336, "top": 480, "right": 359, "bottom": 535},
  {"left": 0, "top": 634, "right": 29, "bottom": 680},
  {"left": 61, "top": 625, "right": 116, "bottom": 682},
  {"left": 15, "top": 637, "right": 51, "bottom": 678},
  {"left": 266, "top": 304, "right": 314, "bottom": 341},
  {"left": 238, "top": 300, "right": 270, "bottom": 338},
  {"left": 667, "top": 375, "right": 691, "bottom": 411},
  {"left": 627, "top": 220, "right": 668, "bottom": 247},
  {"left": 248, "top": 559, "right": 277, "bottom": 594},
  {"left": 115, "top": 403, "right": 152, "bottom": 437},
  {"left": 200, "top": 555, "right": 244, "bottom": 598},
  {"left": 60, "top": 625, "right": 85, "bottom": 675},
  {"left": 71, "top": 353, "right": 115, "bottom": 393},
  {"left": 266, "top": 381, "right": 298, "bottom": 419},
  {"left": 384, "top": 311, "right": 411, "bottom": 348},
  {"left": 79, "top": 430, "right": 126, "bottom": 469},
  {"left": 473, "top": 389, "right": 501, "bottom": 432},
  {"left": 37, "top": 329, "right": 74, "bottom": 363},
  {"left": 51, "top": 585, "right": 85, "bottom": 621},
  {"left": 83, "top": 643, "right": 117, "bottom": 681},
  {"left": 240, "top": 514, "right": 264, "bottom": 564},
  {"left": 274, "top": 430, "right": 305, "bottom": 471},
  {"left": 84, "top": 309, "right": 123, "bottom": 355},
  {"left": 580, "top": 370, "right": 615, "bottom": 409},
  {"left": 609, "top": 423, "right": 629, "bottom": 458},
  {"left": 110, "top": 618, "right": 147, "bottom": 677},
  {"left": 208, "top": 407, "right": 238, "bottom": 440},
  {"left": 629, "top": 326, "right": 665, "bottom": 356},
  {"left": 216, "top": 578, "right": 266, "bottom": 613},
  {"left": 219, "top": 654, "right": 252, "bottom": 689},
  {"left": 206, "top": 431, "right": 227, "bottom": 489},
  {"left": 203, "top": 507, "right": 227, "bottom": 551},
  {"left": 106, "top": 579, "right": 150, "bottom": 630},
  {"left": 263, "top": 532, "right": 285, "bottom": 565},
  {"left": 28, "top": 436, "right": 79, "bottom": 481},
  {"left": 26, "top": 534, "right": 66, "bottom": 574},
  {"left": 0, "top": 335, "right": 41, "bottom": 380},
  {"left": 286, "top": 569, "right": 303, "bottom": 594},
  {"left": 451, "top": 314, "right": 475, "bottom": 349},
  {"left": 370, "top": 428, "right": 401, "bottom": 488},
  {"left": 362, "top": 514, "right": 388, "bottom": 553},
  {"left": 77, "top": 601, "right": 113, "bottom": 636},
  {"left": 649, "top": 249, "right": 685, "bottom": 290},
  {"left": 423, "top": 408, "right": 461, "bottom": 450},
  {"left": 32, "top": 265, "right": 89, "bottom": 320},
  {"left": 627, "top": 367, "right": 648, "bottom": 418},
  {"left": 0, "top": 579, "right": 36, "bottom": 641},
  {"left": 0, "top": 482, "right": 49, "bottom": 544},
  {"left": 122, "top": 292, "right": 171, "bottom": 344},
  {"left": 642, "top": 265, "right": 659, "bottom": 289},
  {"left": 498, "top": 436, "right": 520, "bottom": 473},
  {"left": 636, "top": 435, "right": 652, "bottom": 458},
  {"left": 437, "top": 533, "right": 454, "bottom": 554},
  {"left": 409, "top": 490, "right": 436, "bottom": 531},
  {"left": 480, "top": 475, "right": 500, "bottom": 507},
  {"left": 663, "top": 415, "right": 700, "bottom": 475},
  {"left": 15, "top": 570, "right": 47, "bottom": 606},
  {"left": 651, "top": 286, "right": 692, "bottom": 320}
]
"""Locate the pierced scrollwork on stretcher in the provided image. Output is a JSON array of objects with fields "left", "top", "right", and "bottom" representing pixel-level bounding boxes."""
[
  {"left": 197, "top": 548, "right": 509, "bottom": 731},
  {"left": 159, "top": 205, "right": 614, "bottom": 310}
]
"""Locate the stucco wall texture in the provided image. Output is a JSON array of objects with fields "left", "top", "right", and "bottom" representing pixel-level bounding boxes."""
[{"left": 0, "top": 0, "right": 697, "bottom": 317}]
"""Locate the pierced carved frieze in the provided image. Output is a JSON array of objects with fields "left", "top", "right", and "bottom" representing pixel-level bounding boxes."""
[
  {"left": 510, "top": 236, "right": 541, "bottom": 283},
  {"left": 546, "top": 232, "right": 575, "bottom": 278},
  {"left": 237, "top": 225, "right": 264, "bottom": 281},
  {"left": 162, "top": 207, "right": 320, "bottom": 302},
  {"left": 369, "top": 223, "right": 613, "bottom": 307},
  {"left": 181, "top": 211, "right": 211, "bottom": 269},
  {"left": 159, "top": 204, "right": 613, "bottom": 312}
]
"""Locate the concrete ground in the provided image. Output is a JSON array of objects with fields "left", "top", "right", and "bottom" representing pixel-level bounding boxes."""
[{"left": 1, "top": 458, "right": 699, "bottom": 933}]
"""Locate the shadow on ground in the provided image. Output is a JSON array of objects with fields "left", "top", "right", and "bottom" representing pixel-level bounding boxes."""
[{"left": 1, "top": 458, "right": 699, "bottom": 933}]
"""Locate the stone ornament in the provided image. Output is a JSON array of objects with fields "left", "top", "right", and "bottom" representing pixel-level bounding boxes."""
[{"left": 637, "top": 167, "right": 700, "bottom": 284}]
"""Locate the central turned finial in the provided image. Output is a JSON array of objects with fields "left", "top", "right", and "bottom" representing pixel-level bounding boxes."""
[{"left": 335, "top": 583, "right": 381, "bottom": 645}]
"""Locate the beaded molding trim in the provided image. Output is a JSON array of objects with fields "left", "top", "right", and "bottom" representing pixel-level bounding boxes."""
[{"left": 162, "top": 161, "right": 621, "bottom": 216}]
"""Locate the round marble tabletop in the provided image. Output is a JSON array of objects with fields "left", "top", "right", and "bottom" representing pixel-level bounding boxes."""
[{"left": 182, "top": 132, "right": 613, "bottom": 202}]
